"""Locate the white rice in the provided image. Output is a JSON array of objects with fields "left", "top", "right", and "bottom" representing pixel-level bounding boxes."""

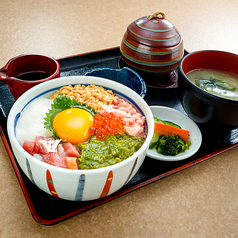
[{"left": 16, "top": 98, "right": 53, "bottom": 146}]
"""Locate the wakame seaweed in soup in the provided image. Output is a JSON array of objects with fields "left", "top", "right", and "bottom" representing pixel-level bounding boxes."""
[{"left": 187, "top": 69, "right": 238, "bottom": 100}]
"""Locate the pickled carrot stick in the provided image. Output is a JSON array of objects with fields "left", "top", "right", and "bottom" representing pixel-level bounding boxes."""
[{"left": 154, "top": 122, "right": 189, "bottom": 141}]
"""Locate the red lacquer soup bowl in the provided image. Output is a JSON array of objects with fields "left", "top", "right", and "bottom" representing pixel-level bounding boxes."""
[{"left": 178, "top": 50, "right": 238, "bottom": 127}]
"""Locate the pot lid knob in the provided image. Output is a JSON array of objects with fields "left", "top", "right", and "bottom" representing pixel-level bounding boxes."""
[{"left": 126, "top": 11, "right": 182, "bottom": 48}]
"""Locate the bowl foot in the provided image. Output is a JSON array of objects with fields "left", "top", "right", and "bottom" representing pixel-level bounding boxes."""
[{"left": 118, "top": 57, "right": 178, "bottom": 90}]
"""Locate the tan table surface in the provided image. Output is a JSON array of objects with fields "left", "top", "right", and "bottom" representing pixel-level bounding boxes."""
[{"left": 0, "top": 0, "right": 238, "bottom": 237}]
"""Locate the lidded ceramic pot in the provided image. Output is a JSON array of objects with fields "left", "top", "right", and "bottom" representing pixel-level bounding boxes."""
[{"left": 120, "top": 12, "right": 184, "bottom": 75}]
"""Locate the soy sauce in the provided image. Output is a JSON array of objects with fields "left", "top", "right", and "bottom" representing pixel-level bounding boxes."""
[{"left": 17, "top": 71, "right": 50, "bottom": 81}]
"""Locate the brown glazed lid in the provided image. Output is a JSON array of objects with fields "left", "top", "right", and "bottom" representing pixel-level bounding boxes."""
[
  {"left": 127, "top": 11, "right": 182, "bottom": 48},
  {"left": 120, "top": 11, "right": 184, "bottom": 80}
]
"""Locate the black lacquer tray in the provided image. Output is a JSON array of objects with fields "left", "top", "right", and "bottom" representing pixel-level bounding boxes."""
[{"left": 1, "top": 47, "right": 238, "bottom": 225}]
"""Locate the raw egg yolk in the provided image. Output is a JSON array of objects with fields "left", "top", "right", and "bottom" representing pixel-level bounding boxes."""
[{"left": 53, "top": 108, "right": 94, "bottom": 144}]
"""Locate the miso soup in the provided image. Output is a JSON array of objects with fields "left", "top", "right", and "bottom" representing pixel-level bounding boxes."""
[{"left": 187, "top": 69, "right": 238, "bottom": 100}]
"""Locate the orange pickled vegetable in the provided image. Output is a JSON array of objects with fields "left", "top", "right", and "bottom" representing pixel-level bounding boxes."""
[{"left": 154, "top": 122, "right": 189, "bottom": 141}]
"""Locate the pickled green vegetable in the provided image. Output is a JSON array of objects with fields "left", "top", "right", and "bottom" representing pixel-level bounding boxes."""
[
  {"left": 156, "top": 134, "right": 191, "bottom": 156},
  {"left": 153, "top": 117, "right": 181, "bottom": 128},
  {"left": 149, "top": 132, "right": 160, "bottom": 149}
]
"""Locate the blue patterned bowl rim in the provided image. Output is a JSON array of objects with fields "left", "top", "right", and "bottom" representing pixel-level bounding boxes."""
[{"left": 83, "top": 67, "right": 147, "bottom": 98}]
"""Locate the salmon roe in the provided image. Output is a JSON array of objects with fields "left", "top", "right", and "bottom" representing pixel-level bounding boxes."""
[{"left": 89, "top": 112, "right": 126, "bottom": 140}]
